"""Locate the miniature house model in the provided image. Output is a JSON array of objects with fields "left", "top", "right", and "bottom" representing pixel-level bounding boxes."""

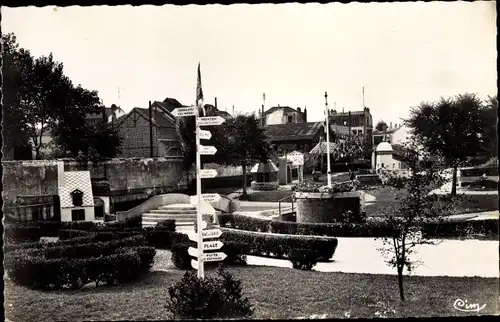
[
  {"left": 58, "top": 171, "right": 95, "bottom": 222},
  {"left": 250, "top": 160, "right": 279, "bottom": 191}
]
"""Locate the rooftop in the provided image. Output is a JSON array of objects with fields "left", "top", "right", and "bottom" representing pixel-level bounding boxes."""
[
  {"left": 264, "top": 106, "right": 304, "bottom": 116},
  {"left": 265, "top": 122, "right": 323, "bottom": 142}
]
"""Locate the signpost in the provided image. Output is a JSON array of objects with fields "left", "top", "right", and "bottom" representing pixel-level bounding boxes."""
[
  {"left": 199, "top": 169, "right": 217, "bottom": 179},
  {"left": 198, "top": 116, "right": 226, "bottom": 126},
  {"left": 199, "top": 145, "right": 217, "bottom": 155},
  {"left": 171, "top": 106, "right": 197, "bottom": 117},
  {"left": 174, "top": 75, "right": 227, "bottom": 279},
  {"left": 199, "top": 130, "right": 212, "bottom": 140},
  {"left": 202, "top": 193, "right": 221, "bottom": 203}
]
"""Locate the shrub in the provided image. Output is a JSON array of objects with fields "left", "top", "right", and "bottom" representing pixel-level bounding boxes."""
[
  {"left": 288, "top": 249, "right": 320, "bottom": 270},
  {"left": 38, "top": 220, "right": 62, "bottom": 237},
  {"left": 165, "top": 266, "right": 254, "bottom": 319},
  {"left": 221, "top": 242, "right": 249, "bottom": 265},
  {"left": 220, "top": 228, "right": 338, "bottom": 262},
  {"left": 6, "top": 251, "right": 142, "bottom": 290},
  {"left": 58, "top": 229, "right": 93, "bottom": 240},
  {"left": 171, "top": 243, "right": 193, "bottom": 270},
  {"left": 143, "top": 229, "right": 192, "bottom": 249},
  {"left": 4, "top": 223, "right": 41, "bottom": 243},
  {"left": 422, "top": 219, "right": 499, "bottom": 239},
  {"left": 117, "top": 246, "right": 156, "bottom": 273},
  {"left": 156, "top": 219, "right": 176, "bottom": 231},
  {"left": 270, "top": 220, "right": 298, "bottom": 234}
]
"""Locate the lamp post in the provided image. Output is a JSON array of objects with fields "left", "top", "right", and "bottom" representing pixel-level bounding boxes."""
[{"left": 325, "top": 91, "right": 332, "bottom": 188}]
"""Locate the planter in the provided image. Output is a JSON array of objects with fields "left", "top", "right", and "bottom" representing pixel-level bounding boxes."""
[
  {"left": 294, "top": 191, "right": 364, "bottom": 224},
  {"left": 250, "top": 181, "right": 279, "bottom": 191}
]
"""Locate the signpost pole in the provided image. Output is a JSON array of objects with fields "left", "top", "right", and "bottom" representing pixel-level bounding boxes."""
[{"left": 195, "top": 107, "right": 204, "bottom": 279}]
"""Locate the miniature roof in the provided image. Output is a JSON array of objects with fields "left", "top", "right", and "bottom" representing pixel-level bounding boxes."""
[
  {"left": 376, "top": 142, "right": 393, "bottom": 152},
  {"left": 309, "top": 141, "right": 339, "bottom": 155},
  {"left": 250, "top": 161, "right": 279, "bottom": 173},
  {"left": 59, "top": 171, "right": 94, "bottom": 208}
]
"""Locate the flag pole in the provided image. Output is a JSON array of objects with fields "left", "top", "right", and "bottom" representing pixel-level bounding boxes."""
[
  {"left": 325, "top": 91, "right": 332, "bottom": 188},
  {"left": 195, "top": 63, "right": 204, "bottom": 279}
]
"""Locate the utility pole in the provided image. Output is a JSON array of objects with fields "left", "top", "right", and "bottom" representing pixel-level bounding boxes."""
[
  {"left": 149, "top": 100, "right": 154, "bottom": 157},
  {"left": 325, "top": 91, "right": 332, "bottom": 188}
]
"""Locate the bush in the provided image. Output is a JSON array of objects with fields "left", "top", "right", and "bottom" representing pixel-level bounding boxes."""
[
  {"left": 221, "top": 242, "right": 249, "bottom": 265},
  {"left": 58, "top": 229, "right": 93, "bottom": 240},
  {"left": 39, "top": 220, "right": 62, "bottom": 237},
  {"left": 288, "top": 249, "right": 320, "bottom": 270},
  {"left": 156, "top": 219, "right": 176, "bottom": 231},
  {"left": 143, "top": 228, "right": 191, "bottom": 249},
  {"left": 171, "top": 243, "right": 193, "bottom": 270},
  {"left": 165, "top": 266, "right": 254, "bottom": 319},
  {"left": 6, "top": 251, "right": 142, "bottom": 290},
  {"left": 4, "top": 223, "right": 41, "bottom": 243},
  {"left": 117, "top": 246, "right": 156, "bottom": 273},
  {"left": 422, "top": 219, "right": 499, "bottom": 238},
  {"left": 220, "top": 228, "right": 338, "bottom": 262}
]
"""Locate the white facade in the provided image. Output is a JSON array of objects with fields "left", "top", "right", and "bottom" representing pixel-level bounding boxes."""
[
  {"left": 374, "top": 142, "right": 406, "bottom": 170},
  {"left": 58, "top": 171, "right": 95, "bottom": 222}
]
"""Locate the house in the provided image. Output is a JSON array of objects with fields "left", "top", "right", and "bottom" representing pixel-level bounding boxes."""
[
  {"left": 58, "top": 171, "right": 95, "bottom": 222},
  {"left": 261, "top": 105, "right": 307, "bottom": 125},
  {"left": 374, "top": 142, "right": 409, "bottom": 171},
  {"left": 372, "top": 122, "right": 411, "bottom": 147},
  {"left": 265, "top": 122, "right": 329, "bottom": 157},
  {"left": 114, "top": 105, "right": 181, "bottom": 158},
  {"left": 85, "top": 105, "right": 126, "bottom": 126}
]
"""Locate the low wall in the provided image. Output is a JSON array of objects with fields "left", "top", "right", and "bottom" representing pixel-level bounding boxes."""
[
  {"left": 294, "top": 191, "right": 363, "bottom": 223},
  {"left": 356, "top": 174, "right": 381, "bottom": 185},
  {"left": 116, "top": 193, "right": 191, "bottom": 221},
  {"left": 2, "top": 160, "right": 63, "bottom": 206},
  {"left": 251, "top": 181, "right": 279, "bottom": 191}
]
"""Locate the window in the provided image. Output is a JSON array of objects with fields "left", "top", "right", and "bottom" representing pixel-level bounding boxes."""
[
  {"left": 71, "top": 189, "right": 84, "bottom": 207},
  {"left": 71, "top": 209, "right": 85, "bottom": 221},
  {"left": 381, "top": 163, "right": 385, "bottom": 168},
  {"left": 288, "top": 115, "right": 293, "bottom": 123},
  {"left": 393, "top": 163, "right": 395, "bottom": 168}
]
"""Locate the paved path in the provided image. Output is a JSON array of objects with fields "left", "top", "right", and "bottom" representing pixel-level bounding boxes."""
[{"left": 245, "top": 237, "right": 498, "bottom": 278}]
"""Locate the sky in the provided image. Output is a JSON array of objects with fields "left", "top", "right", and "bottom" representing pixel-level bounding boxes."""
[{"left": 2, "top": 2, "right": 497, "bottom": 125}]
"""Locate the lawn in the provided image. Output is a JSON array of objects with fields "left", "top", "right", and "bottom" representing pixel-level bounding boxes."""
[{"left": 4, "top": 263, "right": 499, "bottom": 321}]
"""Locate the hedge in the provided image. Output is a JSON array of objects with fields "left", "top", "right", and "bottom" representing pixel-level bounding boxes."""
[
  {"left": 58, "top": 229, "right": 93, "bottom": 240},
  {"left": 219, "top": 228, "right": 338, "bottom": 262},
  {"left": 155, "top": 219, "right": 176, "bottom": 231},
  {"left": 4, "top": 223, "right": 42, "bottom": 243},
  {"left": 170, "top": 241, "right": 249, "bottom": 270},
  {"left": 422, "top": 219, "right": 499, "bottom": 239},
  {"left": 143, "top": 228, "right": 191, "bottom": 249},
  {"left": 117, "top": 246, "right": 156, "bottom": 273},
  {"left": 6, "top": 251, "right": 143, "bottom": 290}
]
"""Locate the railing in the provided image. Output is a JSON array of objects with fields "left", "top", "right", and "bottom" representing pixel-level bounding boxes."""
[
  {"left": 278, "top": 194, "right": 295, "bottom": 216},
  {"left": 3, "top": 202, "right": 55, "bottom": 222}
]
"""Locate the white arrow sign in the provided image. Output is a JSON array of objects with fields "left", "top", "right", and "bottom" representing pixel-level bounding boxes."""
[
  {"left": 172, "top": 106, "right": 196, "bottom": 117},
  {"left": 198, "top": 116, "right": 225, "bottom": 126},
  {"left": 203, "top": 240, "right": 224, "bottom": 250},
  {"left": 199, "top": 130, "right": 212, "bottom": 140},
  {"left": 201, "top": 228, "right": 223, "bottom": 238},
  {"left": 202, "top": 193, "right": 221, "bottom": 203},
  {"left": 188, "top": 246, "right": 200, "bottom": 257},
  {"left": 203, "top": 252, "right": 227, "bottom": 262},
  {"left": 200, "top": 169, "right": 218, "bottom": 178},
  {"left": 191, "top": 259, "right": 199, "bottom": 270},
  {"left": 199, "top": 145, "right": 217, "bottom": 155}
]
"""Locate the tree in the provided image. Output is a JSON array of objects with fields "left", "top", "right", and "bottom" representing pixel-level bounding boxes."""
[
  {"left": 407, "top": 93, "right": 487, "bottom": 196},
  {"left": 331, "top": 135, "right": 365, "bottom": 170},
  {"left": 375, "top": 120, "right": 389, "bottom": 132},
  {"left": 220, "top": 113, "right": 272, "bottom": 195},
  {"left": 377, "top": 141, "right": 457, "bottom": 301},
  {"left": 480, "top": 95, "right": 498, "bottom": 159}
]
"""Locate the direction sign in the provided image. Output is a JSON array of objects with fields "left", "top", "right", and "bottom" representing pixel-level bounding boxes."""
[
  {"left": 188, "top": 246, "right": 199, "bottom": 257},
  {"left": 199, "top": 145, "right": 217, "bottom": 155},
  {"left": 203, "top": 252, "right": 227, "bottom": 262},
  {"left": 202, "top": 240, "right": 224, "bottom": 250},
  {"left": 191, "top": 259, "right": 199, "bottom": 270},
  {"left": 198, "top": 116, "right": 225, "bottom": 126},
  {"left": 202, "top": 193, "right": 221, "bottom": 203},
  {"left": 201, "top": 228, "right": 223, "bottom": 239},
  {"left": 200, "top": 169, "right": 217, "bottom": 178},
  {"left": 199, "top": 130, "right": 212, "bottom": 140},
  {"left": 172, "top": 106, "right": 196, "bottom": 117}
]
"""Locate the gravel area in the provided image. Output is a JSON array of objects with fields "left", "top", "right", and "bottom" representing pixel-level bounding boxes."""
[{"left": 152, "top": 249, "right": 176, "bottom": 272}]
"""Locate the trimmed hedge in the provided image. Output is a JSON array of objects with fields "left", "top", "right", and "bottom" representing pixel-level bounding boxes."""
[
  {"left": 155, "top": 219, "right": 176, "bottom": 231},
  {"left": 171, "top": 243, "right": 193, "bottom": 270},
  {"left": 117, "top": 246, "right": 156, "bottom": 273},
  {"left": 143, "top": 228, "right": 191, "bottom": 249},
  {"left": 6, "top": 251, "right": 143, "bottom": 290},
  {"left": 219, "top": 228, "right": 338, "bottom": 262},
  {"left": 422, "top": 219, "right": 499, "bottom": 239},
  {"left": 288, "top": 249, "right": 320, "bottom": 270},
  {"left": 4, "top": 223, "right": 42, "bottom": 243},
  {"left": 58, "top": 229, "right": 92, "bottom": 240}
]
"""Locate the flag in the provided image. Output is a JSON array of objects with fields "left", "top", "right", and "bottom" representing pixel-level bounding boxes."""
[{"left": 196, "top": 63, "right": 204, "bottom": 108}]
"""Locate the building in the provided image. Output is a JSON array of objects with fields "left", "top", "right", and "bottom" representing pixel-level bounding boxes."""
[
  {"left": 261, "top": 105, "right": 307, "bottom": 125},
  {"left": 85, "top": 105, "right": 126, "bottom": 126},
  {"left": 265, "top": 122, "right": 330, "bottom": 157},
  {"left": 58, "top": 170, "right": 95, "bottom": 222},
  {"left": 374, "top": 142, "right": 409, "bottom": 171},
  {"left": 114, "top": 105, "right": 181, "bottom": 158},
  {"left": 373, "top": 122, "right": 410, "bottom": 147},
  {"left": 328, "top": 107, "right": 373, "bottom": 158}
]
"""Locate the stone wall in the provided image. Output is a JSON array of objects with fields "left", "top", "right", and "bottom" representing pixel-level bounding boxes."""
[
  {"left": 64, "top": 157, "right": 187, "bottom": 193},
  {"left": 2, "top": 160, "right": 63, "bottom": 206},
  {"left": 295, "top": 192, "right": 362, "bottom": 223}
]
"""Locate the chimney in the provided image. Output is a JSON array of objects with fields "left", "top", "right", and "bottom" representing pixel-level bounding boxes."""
[
  {"left": 297, "top": 107, "right": 301, "bottom": 113},
  {"left": 304, "top": 107, "right": 307, "bottom": 122},
  {"left": 330, "top": 109, "right": 334, "bottom": 115},
  {"left": 390, "top": 122, "right": 393, "bottom": 129},
  {"left": 215, "top": 97, "right": 218, "bottom": 109}
]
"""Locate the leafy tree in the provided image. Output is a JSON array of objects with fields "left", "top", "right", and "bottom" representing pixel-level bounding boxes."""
[
  {"left": 220, "top": 113, "right": 272, "bottom": 195},
  {"left": 406, "top": 93, "right": 488, "bottom": 196},
  {"left": 375, "top": 120, "right": 389, "bottom": 132},
  {"left": 331, "top": 135, "right": 365, "bottom": 169},
  {"left": 480, "top": 95, "right": 498, "bottom": 159},
  {"left": 377, "top": 141, "right": 457, "bottom": 301}
]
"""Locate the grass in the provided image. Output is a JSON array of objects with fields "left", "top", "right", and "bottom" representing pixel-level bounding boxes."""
[{"left": 4, "top": 263, "right": 499, "bottom": 321}]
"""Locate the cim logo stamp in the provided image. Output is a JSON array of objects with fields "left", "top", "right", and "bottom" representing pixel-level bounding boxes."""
[{"left": 453, "top": 299, "right": 486, "bottom": 313}]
